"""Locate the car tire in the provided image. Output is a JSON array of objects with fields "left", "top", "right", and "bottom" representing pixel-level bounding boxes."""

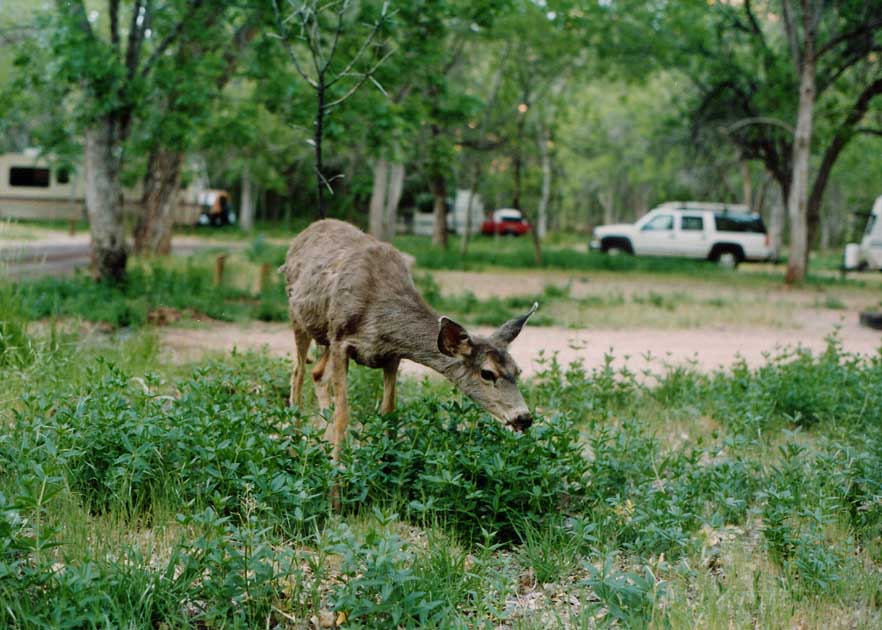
[
  {"left": 601, "top": 238, "right": 633, "bottom": 256},
  {"left": 859, "top": 311, "right": 882, "bottom": 330},
  {"left": 717, "top": 251, "right": 738, "bottom": 268},
  {"left": 710, "top": 245, "right": 744, "bottom": 269}
]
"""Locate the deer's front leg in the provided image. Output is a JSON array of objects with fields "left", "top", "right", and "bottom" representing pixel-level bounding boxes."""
[
  {"left": 328, "top": 343, "right": 350, "bottom": 461},
  {"left": 381, "top": 359, "right": 399, "bottom": 415}
]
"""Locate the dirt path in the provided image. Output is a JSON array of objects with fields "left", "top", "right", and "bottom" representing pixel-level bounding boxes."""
[{"left": 161, "top": 306, "right": 880, "bottom": 379}]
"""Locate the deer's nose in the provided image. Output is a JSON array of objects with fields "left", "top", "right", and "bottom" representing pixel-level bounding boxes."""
[{"left": 510, "top": 412, "right": 533, "bottom": 432}]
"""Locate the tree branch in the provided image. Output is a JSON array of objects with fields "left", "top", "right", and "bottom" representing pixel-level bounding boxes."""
[
  {"left": 125, "top": 0, "right": 146, "bottom": 77},
  {"left": 857, "top": 127, "right": 882, "bottom": 137},
  {"left": 325, "top": 1, "right": 389, "bottom": 88},
  {"left": 816, "top": 15, "right": 882, "bottom": 60},
  {"left": 109, "top": 0, "right": 120, "bottom": 52},
  {"left": 271, "top": 0, "right": 319, "bottom": 88},
  {"left": 55, "top": 0, "right": 95, "bottom": 39},
  {"left": 323, "top": 47, "right": 395, "bottom": 109},
  {"left": 139, "top": 0, "right": 206, "bottom": 80}
]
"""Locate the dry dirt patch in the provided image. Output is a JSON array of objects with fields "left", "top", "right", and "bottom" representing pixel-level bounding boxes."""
[{"left": 161, "top": 307, "right": 879, "bottom": 379}]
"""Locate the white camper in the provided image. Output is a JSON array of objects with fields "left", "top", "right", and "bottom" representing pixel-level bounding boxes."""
[{"left": 0, "top": 150, "right": 203, "bottom": 224}]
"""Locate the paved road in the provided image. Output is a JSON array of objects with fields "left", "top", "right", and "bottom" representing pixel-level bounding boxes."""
[{"left": 0, "top": 236, "right": 233, "bottom": 278}]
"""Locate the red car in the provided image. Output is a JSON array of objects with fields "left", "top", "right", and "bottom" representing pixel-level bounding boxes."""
[{"left": 480, "top": 209, "right": 531, "bottom": 236}]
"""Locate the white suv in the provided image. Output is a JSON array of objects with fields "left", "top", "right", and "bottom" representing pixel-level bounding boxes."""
[{"left": 590, "top": 202, "right": 773, "bottom": 267}]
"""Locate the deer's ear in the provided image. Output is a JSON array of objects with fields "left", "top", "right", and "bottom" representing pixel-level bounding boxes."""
[
  {"left": 493, "top": 302, "right": 538, "bottom": 346},
  {"left": 438, "top": 316, "right": 473, "bottom": 358}
]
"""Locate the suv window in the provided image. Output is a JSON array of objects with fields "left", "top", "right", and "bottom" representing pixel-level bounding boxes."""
[
  {"left": 864, "top": 215, "right": 876, "bottom": 237},
  {"left": 714, "top": 213, "right": 766, "bottom": 233},
  {"left": 681, "top": 215, "right": 704, "bottom": 231},
  {"left": 642, "top": 214, "right": 673, "bottom": 231}
]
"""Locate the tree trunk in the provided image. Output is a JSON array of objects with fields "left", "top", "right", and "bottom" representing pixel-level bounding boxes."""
[
  {"left": 84, "top": 120, "right": 127, "bottom": 283},
  {"left": 460, "top": 161, "right": 481, "bottom": 256},
  {"left": 369, "top": 158, "right": 389, "bottom": 240},
  {"left": 599, "top": 189, "right": 615, "bottom": 225},
  {"left": 315, "top": 81, "right": 326, "bottom": 219},
  {"left": 537, "top": 125, "right": 551, "bottom": 238},
  {"left": 768, "top": 180, "right": 786, "bottom": 261},
  {"left": 384, "top": 161, "right": 404, "bottom": 241},
  {"left": 240, "top": 164, "right": 255, "bottom": 231},
  {"left": 431, "top": 172, "right": 447, "bottom": 249},
  {"left": 134, "top": 148, "right": 183, "bottom": 255},
  {"left": 741, "top": 160, "right": 752, "bottom": 209},
  {"left": 785, "top": 53, "right": 815, "bottom": 284}
]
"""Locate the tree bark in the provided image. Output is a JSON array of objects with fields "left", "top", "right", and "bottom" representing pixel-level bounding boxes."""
[
  {"left": 430, "top": 171, "right": 448, "bottom": 249},
  {"left": 315, "top": 79, "right": 327, "bottom": 219},
  {"left": 134, "top": 148, "right": 183, "bottom": 255},
  {"left": 785, "top": 48, "right": 815, "bottom": 284},
  {"left": 768, "top": 180, "right": 786, "bottom": 260},
  {"left": 384, "top": 161, "right": 404, "bottom": 241},
  {"left": 741, "top": 160, "right": 752, "bottom": 209},
  {"left": 369, "top": 157, "right": 389, "bottom": 240},
  {"left": 84, "top": 120, "right": 127, "bottom": 283},
  {"left": 460, "top": 161, "right": 481, "bottom": 256},
  {"left": 537, "top": 125, "right": 551, "bottom": 238},
  {"left": 240, "top": 164, "right": 255, "bottom": 231}
]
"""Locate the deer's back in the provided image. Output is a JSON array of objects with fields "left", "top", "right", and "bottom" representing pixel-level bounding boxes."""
[{"left": 281, "top": 219, "right": 416, "bottom": 352}]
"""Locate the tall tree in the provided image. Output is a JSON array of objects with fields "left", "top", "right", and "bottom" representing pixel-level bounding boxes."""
[
  {"left": 681, "top": 0, "right": 882, "bottom": 282},
  {"left": 133, "top": 9, "right": 259, "bottom": 254},
  {"left": 272, "top": 0, "right": 392, "bottom": 219},
  {"left": 41, "top": 0, "right": 223, "bottom": 282}
]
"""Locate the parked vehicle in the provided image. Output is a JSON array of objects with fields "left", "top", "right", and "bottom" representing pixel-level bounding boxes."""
[
  {"left": 843, "top": 195, "right": 882, "bottom": 271},
  {"left": 196, "top": 190, "right": 236, "bottom": 227},
  {"left": 481, "top": 208, "right": 531, "bottom": 236},
  {"left": 0, "top": 150, "right": 205, "bottom": 224},
  {"left": 590, "top": 202, "right": 773, "bottom": 267}
]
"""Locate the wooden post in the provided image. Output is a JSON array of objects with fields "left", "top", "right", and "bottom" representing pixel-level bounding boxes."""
[
  {"left": 258, "top": 263, "right": 271, "bottom": 294},
  {"left": 213, "top": 254, "right": 228, "bottom": 287},
  {"left": 68, "top": 218, "right": 76, "bottom": 236}
]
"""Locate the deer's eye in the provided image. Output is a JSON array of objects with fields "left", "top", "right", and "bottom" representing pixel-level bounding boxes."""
[{"left": 480, "top": 369, "right": 497, "bottom": 382}]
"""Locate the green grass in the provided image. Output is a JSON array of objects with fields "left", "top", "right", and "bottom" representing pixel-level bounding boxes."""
[{"left": 2, "top": 292, "right": 882, "bottom": 627}]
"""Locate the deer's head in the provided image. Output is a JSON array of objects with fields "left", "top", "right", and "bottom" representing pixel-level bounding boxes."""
[{"left": 437, "top": 303, "right": 537, "bottom": 431}]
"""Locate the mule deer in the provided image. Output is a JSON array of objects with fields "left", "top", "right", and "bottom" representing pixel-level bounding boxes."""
[{"left": 280, "top": 219, "right": 537, "bottom": 459}]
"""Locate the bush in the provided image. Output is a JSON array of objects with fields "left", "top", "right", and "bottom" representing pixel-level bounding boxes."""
[{"left": 339, "top": 398, "right": 588, "bottom": 543}]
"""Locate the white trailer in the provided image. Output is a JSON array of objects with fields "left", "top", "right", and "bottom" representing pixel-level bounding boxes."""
[{"left": 0, "top": 150, "right": 204, "bottom": 224}]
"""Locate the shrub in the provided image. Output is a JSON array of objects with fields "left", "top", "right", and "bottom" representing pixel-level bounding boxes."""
[{"left": 339, "top": 398, "right": 588, "bottom": 542}]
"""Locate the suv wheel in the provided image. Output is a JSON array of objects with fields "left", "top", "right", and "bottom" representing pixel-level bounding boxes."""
[
  {"left": 601, "top": 238, "right": 633, "bottom": 256},
  {"left": 710, "top": 245, "right": 744, "bottom": 269},
  {"left": 718, "top": 251, "right": 738, "bottom": 268}
]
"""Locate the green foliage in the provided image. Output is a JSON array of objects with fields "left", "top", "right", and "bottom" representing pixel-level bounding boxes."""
[
  {"left": 12, "top": 261, "right": 290, "bottom": 328},
  {"left": 0, "top": 283, "right": 34, "bottom": 367},
  {"left": 327, "top": 516, "right": 447, "bottom": 628},
  {"left": 339, "top": 400, "right": 588, "bottom": 542},
  {"left": 582, "top": 555, "right": 666, "bottom": 629},
  {"left": 2, "top": 321, "right": 882, "bottom": 624}
]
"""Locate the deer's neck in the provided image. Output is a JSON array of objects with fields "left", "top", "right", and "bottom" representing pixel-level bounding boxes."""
[{"left": 392, "top": 299, "right": 458, "bottom": 376}]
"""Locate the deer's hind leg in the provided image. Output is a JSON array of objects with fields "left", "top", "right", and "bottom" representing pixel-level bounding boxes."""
[
  {"left": 381, "top": 358, "right": 400, "bottom": 415},
  {"left": 289, "top": 324, "right": 311, "bottom": 408},
  {"left": 311, "top": 345, "right": 331, "bottom": 411}
]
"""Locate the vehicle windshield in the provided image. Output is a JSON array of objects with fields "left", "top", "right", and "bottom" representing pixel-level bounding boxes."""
[
  {"left": 865, "top": 214, "right": 877, "bottom": 237},
  {"left": 714, "top": 213, "right": 766, "bottom": 233}
]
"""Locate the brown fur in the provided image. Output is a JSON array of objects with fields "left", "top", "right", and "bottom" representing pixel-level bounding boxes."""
[{"left": 281, "top": 219, "right": 536, "bottom": 459}]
